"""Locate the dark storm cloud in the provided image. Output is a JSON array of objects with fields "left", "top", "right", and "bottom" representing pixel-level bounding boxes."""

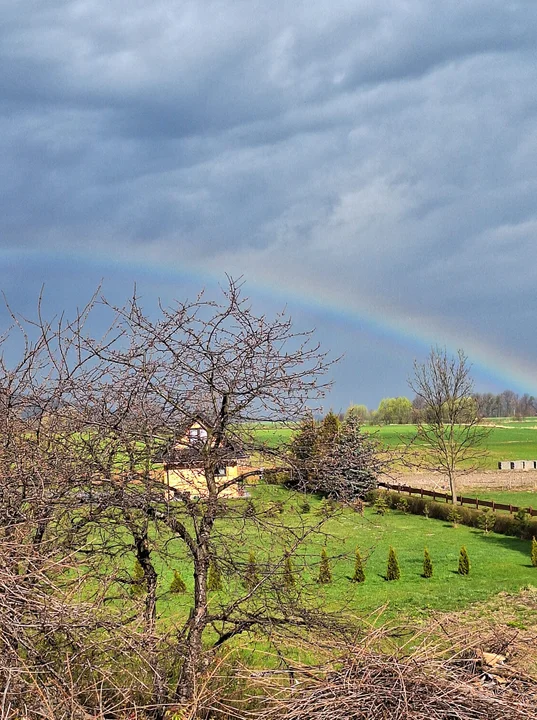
[{"left": 1, "top": 1, "right": 537, "bottom": 403}]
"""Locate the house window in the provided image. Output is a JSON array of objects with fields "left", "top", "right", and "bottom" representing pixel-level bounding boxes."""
[
  {"left": 215, "top": 466, "right": 226, "bottom": 477},
  {"left": 188, "top": 427, "right": 208, "bottom": 444}
]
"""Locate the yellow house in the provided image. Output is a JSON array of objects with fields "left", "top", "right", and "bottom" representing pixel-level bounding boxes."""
[{"left": 163, "top": 417, "right": 251, "bottom": 498}]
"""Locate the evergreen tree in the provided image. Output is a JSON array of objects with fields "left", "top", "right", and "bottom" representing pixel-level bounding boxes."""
[
  {"left": 289, "top": 414, "right": 320, "bottom": 487},
  {"left": 244, "top": 551, "right": 260, "bottom": 590},
  {"left": 531, "top": 536, "right": 537, "bottom": 568},
  {"left": 447, "top": 506, "right": 461, "bottom": 527},
  {"left": 130, "top": 559, "right": 145, "bottom": 597},
  {"left": 374, "top": 493, "right": 389, "bottom": 515},
  {"left": 317, "top": 547, "right": 332, "bottom": 584},
  {"left": 458, "top": 546, "right": 470, "bottom": 575},
  {"left": 386, "top": 546, "right": 400, "bottom": 581},
  {"left": 423, "top": 548, "right": 433, "bottom": 578},
  {"left": 351, "top": 547, "right": 365, "bottom": 583},
  {"left": 477, "top": 508, "right": 493, "bottom": 534},
  {"left": 319, "top": 410, "right": 340, "bottom": 449},
  {"left": 283, "top": 554, "right": 295, "bottom": 588},
  {"left": 207, "top": 561, "right": 223, "bottom": 591},
  {"left": 170, "top": 569, "right": 187, "bottom": 594}
]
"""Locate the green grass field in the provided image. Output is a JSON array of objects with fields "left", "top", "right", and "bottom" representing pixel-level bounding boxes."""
[
  {"left": 371, "top": 420, "right": 537, "bottom": 469},
  {"left": 252, "top": 419, "right": 537, "bottom": 469},
  {"left": 155, "top": 485, "right": 537, "bottom": 624}
]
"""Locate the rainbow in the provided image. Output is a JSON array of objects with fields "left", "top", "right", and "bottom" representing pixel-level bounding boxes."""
[{"left": 2, "top": 245, "right": 536, "bottom": 395}]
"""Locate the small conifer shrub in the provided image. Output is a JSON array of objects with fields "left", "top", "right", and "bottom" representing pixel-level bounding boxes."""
[
  {"left": 299, "top": 500, "right": 311, "bottom": 514},
  {"left": 374, "top": 494, "right": 389, "bottom": 516},
  {"left": 131, "top": 559, "right": 145, "bottom": 597},
  {"left": 458, "top": 546, "right": 470, "bottom": 575},
  {"left": 351, "top": 547, "right": 365, "bottom": 583},
  {"left": 386, "top": 546, "right": 400, "bottom": 581},
  {"left": 317, "top": 547, "right": 332, "bottom": 584},
  {"left": 283, "top": 555, "right": 295, "bottom": 588},
  {"left": 396, "top": 497, "right": 409, "bottom": 513},
  {"left": 447, "top": 506, "right": 462, "bottom": 527},
  {"left": 477, "top": 508, "right": 493, "bottom": 534},
  {"left": 170, "top": 569, "right": 187, "bottom": 594},
  {"left": 423, "top": 548, "right": 433, "bottom": 578},
  {"left": 514, "top": 509, "right": 529, "bottom": 538},
  {"left": 531, "top": 536, "right": 537, "bottom": 568},
  {"left": 207, "top": 561, "right": 223, "bottom": 591},
  {"left": 244, "top": 551, "right": 260, "bottom": 590},
  {"left": 423, "top": 503, "right": 430, "bottom": 519}
]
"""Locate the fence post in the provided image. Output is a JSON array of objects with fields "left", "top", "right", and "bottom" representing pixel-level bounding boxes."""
[{"left": 476, "top": 498, "right": 479, "bottom": 509}]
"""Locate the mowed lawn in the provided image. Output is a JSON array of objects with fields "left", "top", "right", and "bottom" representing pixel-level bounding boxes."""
[
  {"left": 368, "top": 422, "right": 537, "bottom": 470},
  {"left": 156, "top": 485, "right": 537, "bottom": 623},
  {"left": 250, "top": 420, "right": 537, "bottom": 470}
]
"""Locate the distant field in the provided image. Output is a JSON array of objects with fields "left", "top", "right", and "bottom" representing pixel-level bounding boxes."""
[
  {"left": 251, "top": 420, "right": 537, "bottom": 470},
  {"left": 370, "top": 421, "right": 537, "bottom": 470}
]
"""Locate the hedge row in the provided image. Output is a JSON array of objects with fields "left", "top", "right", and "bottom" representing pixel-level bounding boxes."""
[{"left": 366, "top": 489, "right": 537, "bottom": 540}]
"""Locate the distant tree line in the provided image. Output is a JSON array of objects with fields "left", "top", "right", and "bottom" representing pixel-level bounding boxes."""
[{"left": 344, "top": 389, "right": 537, "bottom": 424}]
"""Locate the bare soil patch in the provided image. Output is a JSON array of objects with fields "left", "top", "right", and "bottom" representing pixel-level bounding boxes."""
[{"left": 383, "top": 469, "right": 537, "bottom": 492}]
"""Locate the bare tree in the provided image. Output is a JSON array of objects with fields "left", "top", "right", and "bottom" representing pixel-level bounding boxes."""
[
  {"left": 0, "top": 278, "right": 357, "bottom": 718},
  {"left": 409, "top": 347, "right": 490, "bottom": 504}
]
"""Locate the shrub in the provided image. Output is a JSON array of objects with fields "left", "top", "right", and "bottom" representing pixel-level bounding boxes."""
[
  {"left": 244, "top": 551, "right": 260, "bottom": 590},
  {"left": 367, "top": 490, "right": 537, "bottom": 540},
  {"left": 316, "top": 498, "right": 337, "bottom": 518},
  {"left": 423, "top": 548, "right": 433, "bottom": 578},
  {"left": 396, "top": 497, "right": 409, "bottom": 513},
  {"left": 447, "top": 506, "right": 462, "bottom": 527},
  {"left": 283, "top": 555, "right": 295, "bottom": 588},
  {"left": 386, "top": 546, "right": 400, "bottom": 581},
  {"left": 458, "top": 546, "right": 470, "bottom": 575},
  {"left": 532, "top": 537, "right": 537, "bottom": 568},
  {"left": 208, "top": 561, "right": 223, "bottom": 591},
  {"left": 317, "top": 547, "right": 332, "bottom": 584},
  {"left": 299, "top": 500, "right": 311, "bottom": 514},
  {"left": 374, "top": 494, "right": 389, "bottom": 515},
  {"left": 170, "top": 569, "right": 187, "bottom": 594},
  {"left": 263, "top": 470, "right": 291, "bottom": 485},
  {"left": 130, "top": 559, "right": 145, "bottom": 597},
  {"left": 242, "top": 499, "right": 256, "bottom": 518},
  {"left": 514, "top": 509, "right": 529, "bottom": 538},
  {"left": 351, "top": 547, "right": 365, "bottom": 583},
  {"left": 477, "top": 508, "right": 493, "bottom": 534},
  {"left": 423, "top": 503, "right": 430, "bottom": 519}
]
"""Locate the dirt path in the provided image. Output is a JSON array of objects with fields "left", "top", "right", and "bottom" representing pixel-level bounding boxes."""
[{"left": 381, "top": 470, "right": 537, "bottom": 492}]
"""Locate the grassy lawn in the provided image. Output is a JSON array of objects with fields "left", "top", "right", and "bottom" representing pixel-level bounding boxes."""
[
  {"left": 155, "top": 485, "right": 537, "bottom": 624},
  {"left": 249, "top": 420, "right": 537, "bottom": 470}
]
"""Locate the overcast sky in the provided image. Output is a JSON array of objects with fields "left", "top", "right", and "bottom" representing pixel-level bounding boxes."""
[{"left": 1, "top": 1, "right": 537, "bottom": 409}]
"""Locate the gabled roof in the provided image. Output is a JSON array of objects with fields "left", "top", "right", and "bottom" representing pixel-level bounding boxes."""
[{"left": 163, "top": 416, "right": 247, "bottom": 468}]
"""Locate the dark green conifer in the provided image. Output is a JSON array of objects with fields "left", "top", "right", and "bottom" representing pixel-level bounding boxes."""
[
  {"left": 423, "top": 548, "right": 433, "bottom": 578},
  {"left": 283, "top": 554, "right": 295, "bottom": 588},
  {"left": 458, "top": 546, "right": 470, "bottom": 575},
  {"left": 207, "top": 561, "right": 223, "bottom": 591},
  {"left": 351, "top": 547, "right": 365, "bottom": 583},
  {"left": 244, "top": 551, "right": 260, "bottom": 590},
  {"left": 386, "top": 546, "right": 400, "bottom": 581},
  {"left": 317, "top": 547, "right": 332, "bottom": 584},
  {"left": 131, "top": 559, "right": 145, "bottom": 597},
  {"left": 170, "top": 569, "right": 187, "bottom": 594},
  {"left": 531, "top": 536, "right": 537, "bottom": 568}
]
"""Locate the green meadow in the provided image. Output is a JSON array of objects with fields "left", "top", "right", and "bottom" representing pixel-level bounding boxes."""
[
  {"left": 154, "top": 485, "right": 537, "bottom": 625},
  {"left": 252, "top": 419, "right": 537, "bottom": 470}
]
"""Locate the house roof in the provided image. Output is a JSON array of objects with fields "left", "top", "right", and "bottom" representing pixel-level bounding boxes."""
[{"left": 163, "top": 416, "right": 248, "bottom": 468}]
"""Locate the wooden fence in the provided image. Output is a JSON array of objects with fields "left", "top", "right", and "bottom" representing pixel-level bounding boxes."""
[{"left": 377, "top": 481, "right": 537, "bottom": 517}]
